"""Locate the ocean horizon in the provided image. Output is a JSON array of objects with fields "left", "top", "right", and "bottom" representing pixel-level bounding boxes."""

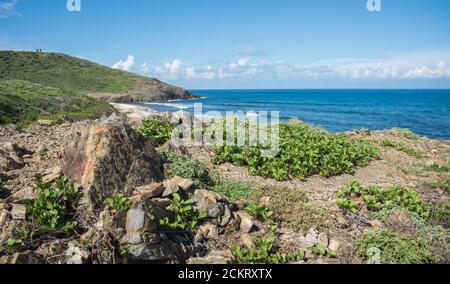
[{"left": 139, "top": 89, "right": 450, "bottom": 140}]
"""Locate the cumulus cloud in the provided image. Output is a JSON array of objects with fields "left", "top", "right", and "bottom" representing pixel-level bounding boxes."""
[
  {"left": 140, "top": 63, "right": 149, "bottom": 73},
  {"left": 112, "top": 55, "right": 135, "bottom": 71},
  {"left": 141, "top": 50, "right": 450, "bottom": 83},
  {"left": 0, "top": 0, "right": 19, "bottom": 18}
]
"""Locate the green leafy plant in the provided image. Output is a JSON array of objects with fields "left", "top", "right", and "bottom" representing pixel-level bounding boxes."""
[
  {"left": 356, "top": 230, "right": 439, "bottom": 264},
  {"left": 213, "top": 120, "right": 380, "bottom": 181},
  {"left": 424, "top": 161, "right": 450, "bottom": 173},
  {"left": 161, "top": 152, "right": 217, "bottom": 188},
  {"left": 391, "top": 128, "right": 419, "bottom": 140},
  {"left": 138, "top": 116, "right": 175, "bottom": 144},
  {"left": 159, "top": 193, "right": 208, "bottom": 231},
  {"left": 6, "top": 238, "right": 23, "bottom": 249},
  {"left": 311, "top": 244, "right": 336, "bottom": 257},
  {"left": 336, "top": 181, "right": 440, "bottom": 220},
  {"left": 232, "top": 236, "right": 300, "bottom": 264},
  {"left": 27, "top": 177, "right": 81, "bottom": 233},
  {"left": 245, "top": 202, "right": 274, "bottom": 222},
  {"left": 104, "top": 193, "right": 131, "bottom": 212},
  {"left": 425, "top": 179, "right": 450, "bottom": 193},
  {"left": 381, "top": 140, "right": 424, "bottom": 159}
]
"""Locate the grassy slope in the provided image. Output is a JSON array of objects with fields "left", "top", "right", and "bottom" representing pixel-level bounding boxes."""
[{"left": 0, "top": 51, "right": 165, "bottom": 126}]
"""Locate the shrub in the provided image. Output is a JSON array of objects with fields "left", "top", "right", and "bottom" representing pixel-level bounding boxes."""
[
  {"left": 245, "top": 202, "right": 273, "bottom": 222},
  {"left": 424, "top": 161, "right": 450, "bottom": 173},
  {"left": 212, "top": 180, "right": 260, "bottom": 202},
  {"left": 138, "top": 116, "right": 174, "bottom": 144},
  {"left": 158, "top": 193, "right": 208, "bottom": 231},
  {"left": 213, "top": 120, "right": 380, "bottom": 181},
  {"left": 27, "top": 177, "right": 81, "bottom": 233},
  {"left": 104, "top": 193, "right": 131, "bottom": 211},
  {"left": 336, "top": 181, "right": 434, "bottom": 220},
  {"left": 391, "top": 128, "right": 419, "bottom": 140},
  {"left": 161, "top": 152, "right": 216, "bottom": 188},
  {"left": 381, "top": 140, "right": 424, "bottom": 159},
  {"left": 232, "top": 236, "right": 302, "bottom": 264},
  {"left": 356, "top": 230, "right": 439, "bottom": 264}
]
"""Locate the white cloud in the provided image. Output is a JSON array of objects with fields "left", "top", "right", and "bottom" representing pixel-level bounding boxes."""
[
  {"left": 0, "top": 0, "right": 19, "bottom": 18},
  {"left": 403, "top": 61, "right": 450, "bottom": 79},
  {"left": 112, "top": 55, "right": 135, "bottom": 71},
  {"left": 140, "top": 63, "right": 149, "bottom": 73},
  {"left": 230, "top": 57, "right": 250, "bottom": 70}
]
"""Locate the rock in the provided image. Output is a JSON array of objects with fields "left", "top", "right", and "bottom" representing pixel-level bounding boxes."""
[
  {"left": 102, "top": 211, "right": 127, "bottom": 240},
  {"left": 160, "top": 140, "right": 189, "bottom": 156},
  {"left": 146, "top": 198, "right": 172, "bottom": 221},
  {"left": 134, "top": 183, "right": 164, "bottom": 199},
  {"left": 259, "top": 196, "right": 271, "bottom": 206},
  {"left": 235, "top": 211, "right": 255, "bottom": 233},
  {"left": 328, "top": 239, "right": 341, "bottom": 252},
  {"left": 126, "top": 243, "right": 176, "bottom": 263},
  {"left": 60, "top": 113, "right": 163, "bottom": 209},
  {"left": 296, "top": 236, "right": 315, "bottom": 249},
  {"left": 162, "top": 178, "right": 180, "bottom": 197},
  {"left": 0, "top": 251, "right": 43, "bottom": 264},
  {"left": 186, "top": 250, "right": 233, "bottom": 264},
  {"left": 162, "top": 176, "right": 194, "bottom": 196},
  {"left": 431, "top": 149, "right": 438, "bottom": 156},
  {"left": 42, "top": 166, "right": 62, "bottom": 183},
  {"left": 238, "top": 234, "right": 255, "bottom": 248},
  {"left": 198, "top": 223, "right": 219, "bottom": 239},
  {"left": 11, "top": 204, "right": 26, "bottom": 220},
  {"left": 192, "top": 189, "right": 225, "bottom": 219},
  {"left": 8, "top": 187, "right": 35, "bottom": 203},
  {"left": 36, "top": 240, "right": 69, "bottom": 264},
  {"left": 317, "top": 233, "right": 329, "bottom": 247},
  {"left": 220, "top": 205, "right": 232, "bottom": 227},
  {"left": 64, "top": 242, "right": 90, "bottom": 264},
  {"left": 0, "top": 209, "right": 9, "bottom": 227},
  {"left": 0, "top": 142, "right": 25, "bottom": 172},
  {"left": 305, "top": 228, "right": 319, "bottom": 245},
  {"left": 124, "top": 204, "right": 147, "bottom": 245},
  {"left": 174, "top": 177, "right": 194, "bottom": 191}
]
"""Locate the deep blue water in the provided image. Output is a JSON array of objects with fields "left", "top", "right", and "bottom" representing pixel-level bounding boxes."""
[{"left": 140, "top": 89, "right": 450, "bottom": 140}]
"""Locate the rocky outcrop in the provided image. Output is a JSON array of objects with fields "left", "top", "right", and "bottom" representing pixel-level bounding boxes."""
[
  {"left": 0, "top": 142, "right": 25, "bottom": 172},
  {"left": 86, "top": 82, "right": 196, "bottom": 104},
  {"left": 60, "top": 113, "right": 164, "bottom": 209}
]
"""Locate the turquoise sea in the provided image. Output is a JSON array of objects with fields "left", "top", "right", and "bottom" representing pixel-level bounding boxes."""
[{"left": 140, "top": 89, "right": 450, "bottom": 140}]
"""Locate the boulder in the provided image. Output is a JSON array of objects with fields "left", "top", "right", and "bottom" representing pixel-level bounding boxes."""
[
  {"left": 0, "top": 251, "right": 43, "bottom": 264},
  {"left": 64, "top": 242, "right": 91, "bottom": 264},
  {"left": 8, "top": 187, "right": 35, "bottom": 203},
  {"left": 0, "top": 142, "right": 25, "bottom": 172},
  {"left": 328, "top": 239, "right": 342, "bottom": 252},
  {"left": 317, "top": 232, "right": 329, "bottom": 248},
  {"left": 11, "top": 204, "right": 26, "bottom": 220},
  {"left": 160, "top": 140, "right": 189, "bottom": 156},
  {"left": 192, "top": 189, "right": 225, "bottom": 219},
  {"left": 198, "top": 223, "right": 219, "bottom": 239},
  {"left": 234, "top": 211, "right": 255, "bottom": 233},
  {"left": 60, "top": 113, "right": 163, "bottom": 209},
  {"left": 134, "top": 183, "right": 164, "bottom": 199}
]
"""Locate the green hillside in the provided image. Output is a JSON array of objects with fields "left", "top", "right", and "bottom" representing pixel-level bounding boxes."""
[
  {"left": 0, "top": 51, "right": 192, "bottom": 126},
  {"left": 0, "top": 51, "right": 147, "bottom": 94},
  {"left": 0, "top": 79, "right": 112, "bottom": 126}
]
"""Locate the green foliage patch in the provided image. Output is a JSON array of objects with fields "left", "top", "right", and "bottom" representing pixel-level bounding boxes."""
[
  {"left": 381, "top": 140, "right": 424, "bottom": 159},
  {"left": 245, "top": 202, "right": 274, "bottom": 222},
  {"left": 161, "top": 152, "right": 217, "bottom": 188},
  {"left": 356, "top": 230, "right": 438, "bottom": 264},
  {"left": 213, "top": 120, "right": 380, "bottom": 181},
  {"left": 336, "top": 181, "right": 436, "bottom": 220},
  {"left": 212, "top": 180, "right": 261, "bottom": 202},
  {"left": 27, "top": 177, "right": 81, "bottom": 233},
  {"left": 104, "top": 193, "right": 131, "bottom": 212},
  {"left": 158, "top": 193, "right": 208, "bottom": 231},
  {"left": 138, "top": 116, "right": 175, "bottom": 145}
]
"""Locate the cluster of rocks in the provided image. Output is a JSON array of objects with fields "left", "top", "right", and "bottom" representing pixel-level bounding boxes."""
[{"left": 0, "top": 113, "right": 261, "bottom": 264}]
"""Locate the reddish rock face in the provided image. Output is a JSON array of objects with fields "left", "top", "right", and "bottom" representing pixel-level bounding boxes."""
[{"left": 60, "top": 113, "right": 163, "bottom": 209}]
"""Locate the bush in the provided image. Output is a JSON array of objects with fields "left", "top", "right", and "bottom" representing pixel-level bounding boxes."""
[
  {"left": 336, "top": 181, "right": 437, "bottom": 220},
  {"left": 381, "top": 140, "right": 424, "bottom": 159},
  {"left": 158, "top": 193, "right": 207, "bottom": 231},
  {"left": 161, "top": 152, "right": 216, "bottom": 188},
  {"left": 232, "top": 236, "right": 302, "bottom": 264},
  {"left": 213, "top": 120, "right": 380, "bottom": 181},
  {"left": 104, "top": 193, "right": 131, "bottom": 211},
  {"left": 356, "top": 230, "right": 439, "bottom": 264},
  {"left": 245, "top": 202, "right": 273, "bottom": 222},
  {"left": 138, "top": 116, "right": 175, "bottom": 145},
  {"left": 27, "top": 177, "right": 81, "bottom": 233},
  {"left": 212, "top": 180, "right": 260, "bottom": 202}
]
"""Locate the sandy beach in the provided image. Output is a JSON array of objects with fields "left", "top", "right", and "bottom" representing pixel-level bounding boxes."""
[{"left": 110, "top": 103, "right": 157, "bottom": 120}]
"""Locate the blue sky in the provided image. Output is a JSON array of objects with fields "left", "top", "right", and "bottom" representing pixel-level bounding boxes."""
[{"left": 1, "top": 0, "right": 450, "bottom": 88}]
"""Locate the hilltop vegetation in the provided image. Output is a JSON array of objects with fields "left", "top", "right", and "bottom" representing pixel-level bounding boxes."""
[
  {"left": 0, "top": 51, "right": 193, "bottom": 126},
  {"left": 0, "top": 79, "right": 113, "bottom": 126}
]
